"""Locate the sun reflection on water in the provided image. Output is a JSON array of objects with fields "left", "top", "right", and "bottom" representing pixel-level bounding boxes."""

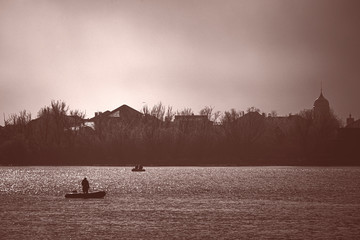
[{"left": 0, "top": 166, "right": 359, "bottom": 239}]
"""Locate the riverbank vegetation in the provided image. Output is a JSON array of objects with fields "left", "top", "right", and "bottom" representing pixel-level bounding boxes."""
[{"left": 1, "top": 100, "right": 355, "bottom": 166}]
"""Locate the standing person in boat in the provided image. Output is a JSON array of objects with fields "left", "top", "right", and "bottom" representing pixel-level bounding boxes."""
[{"left": 81, "top": 177, "right": 90, "bottom": 194}]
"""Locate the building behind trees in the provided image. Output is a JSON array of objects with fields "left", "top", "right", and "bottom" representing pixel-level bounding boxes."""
[{"left": 0, "top": 89, "right": 358, "bottom": 166}]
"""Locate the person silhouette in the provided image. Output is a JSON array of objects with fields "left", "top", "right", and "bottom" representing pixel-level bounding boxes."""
[{"left": 81, "top": 178, "right": 89, "bottom": 194}]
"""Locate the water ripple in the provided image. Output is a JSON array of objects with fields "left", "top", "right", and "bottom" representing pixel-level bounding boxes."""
[{"left": 0, "top": 166, "right": 359, "bottom": 239}]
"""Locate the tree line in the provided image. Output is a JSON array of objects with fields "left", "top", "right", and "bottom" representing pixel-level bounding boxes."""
[{"left": 0, "top": 100, "right": 350, "bottom": 166}]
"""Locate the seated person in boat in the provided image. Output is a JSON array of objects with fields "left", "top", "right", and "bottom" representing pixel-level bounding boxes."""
[{"left": 81, "top": 177, "right": 89, "bottom": 194}]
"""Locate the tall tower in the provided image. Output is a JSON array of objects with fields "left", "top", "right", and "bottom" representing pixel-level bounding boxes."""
[{"left": 313, "top": 86, "right": 330, "bottom": 120}]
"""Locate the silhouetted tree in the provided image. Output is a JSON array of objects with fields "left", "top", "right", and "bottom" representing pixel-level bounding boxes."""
[
  {"left": 221, "top": 109, "right": 242, "bottom": 124},
  {"left": 199, "top": 106, "right": 221, "bottom": 123},
  {"left": 5, "top": 110, "right": 32, "bottom": 128},
  {"left": 0, "top": 110, "right": 32, "bottom": 164},
  {"left": 26, "top": 100, "right": 86, "bottom": 164},
  {"left": 150, "top": 102, "right": 165, "bottom": 121},
  {"left": 295, "top": 108, "right": 342, "bottom": 162},
  {"left": 0, "top": 99, "right": 349, "bottom": 166},
  {"left": 177, "top": 108, "right": 193, "bottom": 116},
  {"left": 221, "top": 108, "right": 266, "bottom": 162},
  {"left": 141, "top": 105, "right": 150, "bottom": 115},
  {"left": 165, "top": 106, "right": 175, "bottom": 124}
]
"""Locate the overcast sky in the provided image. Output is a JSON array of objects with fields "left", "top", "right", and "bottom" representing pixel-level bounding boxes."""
[{"left": 1, "top": 0, "right": 360, "bottom": 124}]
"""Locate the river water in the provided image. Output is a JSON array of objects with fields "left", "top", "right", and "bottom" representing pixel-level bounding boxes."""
[{"left": 0, "top": 166, "right": 359, "bottom": 239}]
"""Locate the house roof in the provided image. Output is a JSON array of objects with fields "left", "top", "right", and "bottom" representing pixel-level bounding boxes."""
[
  {"left": 88, "top": 104, "right": 143, "bottom": 121},
  {"left": 109, "top": 104, "right": 142, "bottom": 115}
]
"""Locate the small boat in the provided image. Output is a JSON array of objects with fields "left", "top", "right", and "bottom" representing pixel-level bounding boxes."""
[
  {"left": 132, "top": 168, "right": 145, "bottom": 172},
  {"left": 132, "top": 165, "right": 145, "bottom": 172},
  {"left": 65, "top": 191, "right": 106, "bottom": 199}
]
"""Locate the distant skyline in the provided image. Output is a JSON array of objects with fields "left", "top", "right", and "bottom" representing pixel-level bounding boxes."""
[{"left": 1, "top": 0, "right": 360, "bottom": 125}]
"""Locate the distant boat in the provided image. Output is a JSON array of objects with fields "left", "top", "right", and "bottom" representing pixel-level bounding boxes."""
[
  {"left": 132, "top": 165, "right": 145, "bottom": 172},
  {"left": 65, "top": 191, "right": 106, "bottom": 199},
  {"left": 132, "top": 168, "right": 145, "bottom": 172}
]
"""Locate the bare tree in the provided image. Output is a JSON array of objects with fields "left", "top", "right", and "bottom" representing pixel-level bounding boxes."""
[
  {"left": 33, "top": 100, "right": 85, "bottom": 146},
  {"left": 221, "top": 108, "right": 241, "bottom": 124},
  {"left": 199, "top": 106, "right": 222, "bottom": 123},
  {"left": 199, "top": 106, "right": 213, "bottom": 120},
  {"left": 151, "top": 102, "right": 165, "bottom": 121},
  {"left": 141, "top": 105, "right": 150, "bottom": 115},
  {"left": 5, "top": 110, "right": 32, "bottom": 127},
  {"left": 165, "top": 106, "right": 175, "bottom": 122},
  {"left": 177, "top": 108, "right": 193, "bottom": 116}
]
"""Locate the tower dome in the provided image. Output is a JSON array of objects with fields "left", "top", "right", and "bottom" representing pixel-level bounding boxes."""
[{"left": 313, "top": 90, "right": 330, "bottom": 119}]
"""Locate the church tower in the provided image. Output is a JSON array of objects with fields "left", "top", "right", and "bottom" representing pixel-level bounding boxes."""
[{"left": 313, "top": 86, "right": 330, "bottom": 120}]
